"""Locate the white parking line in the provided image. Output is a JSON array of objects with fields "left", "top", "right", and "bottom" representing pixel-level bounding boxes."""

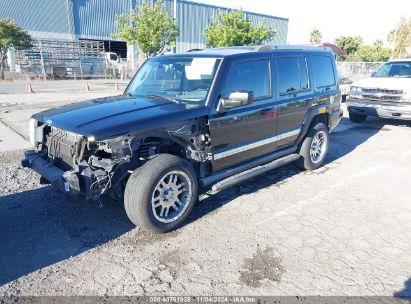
[{"left": 259, "top": 164, "right": 386, "bottom": 223}]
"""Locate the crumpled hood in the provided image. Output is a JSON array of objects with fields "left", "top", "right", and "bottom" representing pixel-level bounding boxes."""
[
  {"left": 352, "top": 77, "right": 411, "bottom": 91},
  {"left": 32, "top": 95, "right": 209, "bottom": 140}
]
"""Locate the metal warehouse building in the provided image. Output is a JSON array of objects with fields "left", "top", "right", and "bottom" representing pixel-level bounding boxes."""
[{"left": 0, "top": 0, "right": 288, "bottom": 76}]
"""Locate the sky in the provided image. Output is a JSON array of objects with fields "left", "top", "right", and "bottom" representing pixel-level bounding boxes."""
[{"left": 187, "top": 0, "right": 411, "bottom": 45}]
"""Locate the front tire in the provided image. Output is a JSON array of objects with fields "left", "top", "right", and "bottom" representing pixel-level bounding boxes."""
[
  {"left": 296, "top": 122, "right": 329, "bottom": 170},
  {"left": 349, "top": 111, "right": 367, "bottom": 123},
  {"left": 124, "top": 154, "right": 198, "bottom": 233}
]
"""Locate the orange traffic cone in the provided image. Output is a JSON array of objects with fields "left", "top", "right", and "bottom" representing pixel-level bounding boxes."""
[
  {"left": 28, "top": 82, "right": 34, "bottom": 93},
  {"left": 85, "top": 83, "right": 90, "bottom": 91}
]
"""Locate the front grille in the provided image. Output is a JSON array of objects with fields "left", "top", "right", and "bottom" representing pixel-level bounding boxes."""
[
  {"left": 46, "top": 128, "right": 81, "bottom": 170},
  {"left": 360, "top": 87, "right": 404, "bottom": 102},
  {"left": 362, "top": 88, "right": 404, "bottom": 95}
]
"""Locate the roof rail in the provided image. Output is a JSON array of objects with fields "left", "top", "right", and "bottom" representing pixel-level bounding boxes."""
[{"left": 256, "top": 45, "right": 330, "bottom": 52}]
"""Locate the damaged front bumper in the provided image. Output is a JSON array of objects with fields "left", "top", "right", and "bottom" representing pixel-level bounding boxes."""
[{"left": 22, "top": 150, "right": 93, "bottom": 200}]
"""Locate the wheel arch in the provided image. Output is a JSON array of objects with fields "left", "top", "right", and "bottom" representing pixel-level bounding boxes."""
[{"left": 296, "top": 105, "right": 330, "bottom": 145}]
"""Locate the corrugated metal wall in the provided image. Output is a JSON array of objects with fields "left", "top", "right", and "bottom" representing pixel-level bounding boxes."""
[
  {"left": 72, "top": 0, "right": 130, "bottom": 40},
  {"left": 0, "top": 0, "right": 288, "bottom": 51},
  {"left": 0, "top": 0, "right": 75, "bottom": 40}
]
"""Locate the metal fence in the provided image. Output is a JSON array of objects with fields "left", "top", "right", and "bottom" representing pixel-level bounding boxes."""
[
  {"left": 14, "top": 40, "right": 127, "bottom": 80},
  {"left": 336, "top": 61, "right": 385, "bottom": 82}
]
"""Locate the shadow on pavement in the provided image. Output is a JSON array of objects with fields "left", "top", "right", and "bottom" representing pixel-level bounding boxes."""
[{"left": 0, "top": 185, "right": 133, "bottom": 286}]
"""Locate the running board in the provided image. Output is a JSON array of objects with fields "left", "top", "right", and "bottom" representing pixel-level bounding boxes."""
[{"left": 209, "top": 153, "right": 300, "bottom": 193}]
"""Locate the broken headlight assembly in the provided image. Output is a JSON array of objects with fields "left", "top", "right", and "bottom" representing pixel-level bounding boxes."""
[{"left": 29, "top": 118, "right": 45, "bottom": 147}]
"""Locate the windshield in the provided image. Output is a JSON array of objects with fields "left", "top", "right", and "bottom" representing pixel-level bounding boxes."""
[
  {"left": 373, "top": 61, "right": 411, "bottom": 78},
  {"left": 126, "top": 56, "right": 221, "bottom": 107}
]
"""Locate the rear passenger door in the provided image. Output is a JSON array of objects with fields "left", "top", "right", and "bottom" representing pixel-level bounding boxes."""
[{"left": 275, "top": 55, "right": 314, "bottom": 149}]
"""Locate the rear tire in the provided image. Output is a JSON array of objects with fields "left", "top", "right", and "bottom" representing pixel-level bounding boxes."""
[
  {"left": 124, "top": 154, "right": 198, "bottom": 233},
  {"left": 296, "top": 122, "right": 329, "bottom": 170},
  {"left": 349, "top": 111, "right": 367, "bottom": 123}
]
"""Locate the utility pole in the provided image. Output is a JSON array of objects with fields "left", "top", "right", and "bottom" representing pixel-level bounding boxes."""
[{"left": 173, "top": 0, "right": 177, "bottom": 53}]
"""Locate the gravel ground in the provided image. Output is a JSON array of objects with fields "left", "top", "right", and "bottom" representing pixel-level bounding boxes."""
[{"left": 0, "top": 81, "right": 410, "bottom": 296}]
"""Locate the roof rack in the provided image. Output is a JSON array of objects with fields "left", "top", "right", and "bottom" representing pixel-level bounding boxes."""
[{"left": 256, "top": 45, "right": 330, "bottom": 52}]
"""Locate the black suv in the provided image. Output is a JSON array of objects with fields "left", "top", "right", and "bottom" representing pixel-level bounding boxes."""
[{"left": 23, "top": 45, "right": 342, "bottom": 233}]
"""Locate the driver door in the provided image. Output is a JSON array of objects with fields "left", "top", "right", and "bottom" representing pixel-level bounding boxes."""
[{"left": 208, "top": 57, "right": 278, "bottom": 172}]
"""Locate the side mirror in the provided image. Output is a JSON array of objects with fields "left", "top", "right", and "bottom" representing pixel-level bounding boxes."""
[
  {"left": 371, "top": 72, "right": 376, "bottom": 77},
  {"left": 217, "top": 91, "right": 254, "bottom": 112}
]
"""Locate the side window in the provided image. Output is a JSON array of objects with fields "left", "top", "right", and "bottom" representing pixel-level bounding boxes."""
[
  {"left": 224, "top": 59, "right": 271, "bottom": 99},
  {"left": 311, "top": 55, "right": 336, "bottom": 88},
  {"left": 277, "top": 57, "right": 300, "bottom": 94},
  {"left": 277, "top": 56, "right": 310, "bottom": 95}
]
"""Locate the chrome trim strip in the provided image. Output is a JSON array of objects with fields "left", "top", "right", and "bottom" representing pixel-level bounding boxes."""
[
  {"left": 277, "top": 128, "right": 301, "bottom": 140},
  {"left": 213, "top": 128, "right": 301, "bottom": 161}
]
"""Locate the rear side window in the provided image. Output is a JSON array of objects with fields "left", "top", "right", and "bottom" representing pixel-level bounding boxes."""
[
  {"left": 224, "top": 59, "right": 271, "bottom": 99},
  {"left": 311, "top": 55, "right": 336, "bottom": 88},
  {"left": 277, "top": 57, "right": 310, "bottom": 95}
]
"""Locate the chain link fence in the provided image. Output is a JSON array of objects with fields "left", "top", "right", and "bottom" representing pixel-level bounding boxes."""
[
  {"left": 12, "top": 40, "right": 129, "bottom": 80},
  {"left": 336, "top": 61, "right": 385, "bottom": 82}
]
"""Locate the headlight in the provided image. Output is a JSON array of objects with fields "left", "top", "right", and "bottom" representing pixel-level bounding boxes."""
[
  {"left": 350, "top": 86, "right": 362, "bottom": 93},
  {"left": 29, "top": 118, "right": 37, "bottom": 146},
  {"left": 29, "top": 118, "right": 44, "bottom": 147},
  {"left": 401, "top": 90, "right": 411, "bottom": 102}
]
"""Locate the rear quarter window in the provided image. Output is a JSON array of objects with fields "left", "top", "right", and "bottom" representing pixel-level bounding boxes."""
[{"left": 311, "top": 55, "right": 336, "bottom": 88}]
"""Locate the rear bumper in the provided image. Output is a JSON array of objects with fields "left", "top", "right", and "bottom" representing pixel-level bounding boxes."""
[
  {"left": 329, "top": 108, "right": 343, "bottom": 131},
  {"left": 347, "top": 99, "right": 411, "bottom": 120},
  {"left": 22, "top": 150, "right": 84, "bottom": 198}
]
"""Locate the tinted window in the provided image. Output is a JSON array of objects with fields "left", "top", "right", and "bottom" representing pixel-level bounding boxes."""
[
  {"left": 277, "top": 57, "right": 310, "bottom": 95},
  {"left": 224, "top": 60, "right": 270, "bottom": 99},
  {"left": 277, "top": 57, "right": 300, "bottom": 94},
  {"left": 311, "top": 55, "right": 336, "bottom": 87}
]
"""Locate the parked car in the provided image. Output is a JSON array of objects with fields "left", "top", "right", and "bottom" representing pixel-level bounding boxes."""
[
  {"left": 22, "top": 45, "right": 342, "bottom": 233},
  {"left": 347, "top": 59, "right": 411, "bottom": 122}
]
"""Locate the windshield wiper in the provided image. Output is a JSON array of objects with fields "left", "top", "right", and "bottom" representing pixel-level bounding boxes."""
[{"left": 144, "top": 95, "right": 181, "bottom": 104}]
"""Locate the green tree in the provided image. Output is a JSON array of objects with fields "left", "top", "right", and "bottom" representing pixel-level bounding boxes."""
[
  {"left": 388, "top": 16, "right": 411, "bottom": 59},
  {"left": 309, "top": 28, "right": 322, "bottom": 43},
  {"left": 334, "top": 35, "right": 363, "bottom": 59},
  {"left": 348, "top": 40, "right": 390, "bottom": 62},
  {"left": 204, "top": 9, "right": 276, "bottom": 47},
  {"left": 114, "top": 0, "right": 178, "bottom": 59},
  {"left": 0, "top": 18, "right": 31, "bottom": 80}
]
